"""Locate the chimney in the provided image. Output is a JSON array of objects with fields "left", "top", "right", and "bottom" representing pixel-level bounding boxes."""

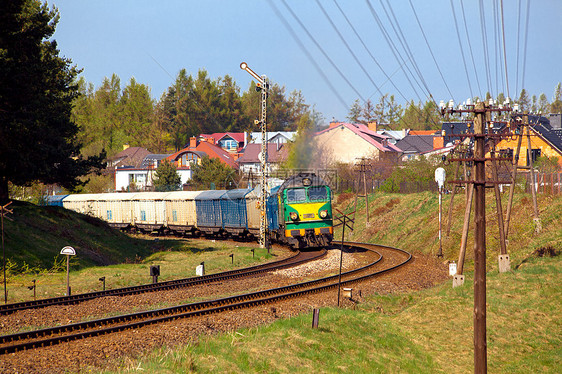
[
  {"left": 189, "top": 137, "right": 197, "bottom": 149},
  {"left": 368, "top": 121, "right": 378, "bottom": 132},
  {"left": 433, "top": 135, "right": 444, "bottom": 149}
]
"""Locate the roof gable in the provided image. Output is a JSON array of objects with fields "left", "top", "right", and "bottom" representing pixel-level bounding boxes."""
[
  {"left": 237, "top": 143, "right": 288, "bottom": 163},
  {"left": 315, "top": 122, "right": 401, "bottom": 152}
]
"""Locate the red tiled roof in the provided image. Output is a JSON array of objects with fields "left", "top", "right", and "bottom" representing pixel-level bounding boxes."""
[
  {"left": 167, "top": 142, "right": 238, "bottom": 169},
  {"left": 236, "top": 143, "right": 288, "bottom": 163},
  {"left": 201, "top": 132, "right": 245, "bottom": 144}
]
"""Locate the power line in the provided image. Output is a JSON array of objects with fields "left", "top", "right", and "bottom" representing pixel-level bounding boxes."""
[
  {"left": 478, "top": 0, "right": 493, "bottom": 95},
  {"left": 450, "top": 0, "right": 474, "bottom": 99},
  {"left": 515, "top": 0, "right": 523, "bottom": 96},
  {"left": 280, "top": 0, "right": 367, "bottom": 104},
  {"left": 460, "top": 0, "right": 483, "bottom": 96},
  {"left": 364, "top": 0, "right": 423, "bottom": 102},
  {"left": 499, "top": 0, "right": 511, "bottom": 100},
  {"left": 379, "top": 0, "right": 430, "bottom": 100},
  {"left": 331, "top": 0, "right": 409, "bottom": 103},
  {"left": 266, "top": 0, "right": 349, "bottom": 110},
  {"left": 521, "top": 0, "right": 531, "bottom": 93},
  {"left": 408, "top": 0, "right": 455, "bottom": 102},
  {"left": 314, "top": 0, "right": 383, "bottom": 99}
]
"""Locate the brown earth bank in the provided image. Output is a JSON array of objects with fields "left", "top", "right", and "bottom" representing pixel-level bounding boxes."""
[{"left": 0, "top": 248, "right": 448, "bottom": 374}]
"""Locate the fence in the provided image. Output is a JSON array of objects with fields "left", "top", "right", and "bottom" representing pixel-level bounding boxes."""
[{"left": 528, "top": 172, "right": 562, "bottom": 195}]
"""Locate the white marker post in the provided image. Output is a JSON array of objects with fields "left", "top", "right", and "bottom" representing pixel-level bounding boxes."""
[
  {"left": 60, "top": 246, "right": 76, "bottom": 296},
  {"left": 435, "top": 167, "right": 446, "bottom": 257}
]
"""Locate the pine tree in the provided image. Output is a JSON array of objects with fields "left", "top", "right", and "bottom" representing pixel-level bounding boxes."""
[
  {"left": 551, "top": 83, "right": 562, "bottom": 114},
  {"left": 153, "top": 160, "right": 181, "bottom": 191},
  {"left": 346, "top": 99, "right": 363, "bottom": 123},
  {"left": 0, "top": 0, "right": 105, "bottom": 202}
]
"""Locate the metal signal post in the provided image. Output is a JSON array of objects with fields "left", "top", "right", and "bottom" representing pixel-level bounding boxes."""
[
  {"left": 240, "top": 62, "right": 269, "bottom": 249},
  {"left": 2, "top": 201, "right": 13, "bottom": 304}
]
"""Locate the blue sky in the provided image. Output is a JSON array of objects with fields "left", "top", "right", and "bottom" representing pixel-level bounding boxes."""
[{"left": 51, "top": 0, "right": 561, "bottom": 124}]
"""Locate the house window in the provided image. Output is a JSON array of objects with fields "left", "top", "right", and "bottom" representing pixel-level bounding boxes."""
[
  {"left": 181, "top": 153, "right": 199, "bottom": 166},
  {"left": 129, "top": 173, "right": 146, "bottom": 185},
  {"left": 140, "top": 210, "right": 146, "bottom": 221},
  {"left": 221, "top": 139, "right": 237, "bottom": 150},
  {"left": 527, "top": 149, "right": 541, "bottom": 166},
  {"left": 107, "top": 210, "right": 112, "bottom": 220},
  {"left": 172, "top": 210, "right": 178, "bottom": 222}
]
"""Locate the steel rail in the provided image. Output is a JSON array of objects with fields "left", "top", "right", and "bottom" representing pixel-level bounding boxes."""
[
  {"left": 0, "top": 243, "right": 410, "bottom": 354},
  {"left": 0, "top": 249, "right": 325, "bottom": 316}
]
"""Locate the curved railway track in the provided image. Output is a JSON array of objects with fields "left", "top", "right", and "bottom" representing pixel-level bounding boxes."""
[
  {"left": 0, "top": 249, "right": 326, "bottom": 316},
  {"left": 0, "top": 242, "right": 411, "bottom": 355}
]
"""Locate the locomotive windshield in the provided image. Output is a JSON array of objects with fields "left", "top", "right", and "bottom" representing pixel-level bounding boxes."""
[
  {"left": 286, "top": 186, "right": 329, "bottom": 203},
  {"left": 308, "top": 186, "right": 328, "bottom": 201},
  {"left": 286, "top": 188, "right": 306, "bottom": 203}
]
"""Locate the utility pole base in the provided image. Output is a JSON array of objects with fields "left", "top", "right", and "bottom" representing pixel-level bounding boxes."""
[
  {"left": 498, "top": 254, "right": 511, "bottom": 273},
  {"left": 533, "top": 218, "right": 542, "bottom": 233},
  {"left": 452, "top": 274, "right": 465, "bottom": 288}
]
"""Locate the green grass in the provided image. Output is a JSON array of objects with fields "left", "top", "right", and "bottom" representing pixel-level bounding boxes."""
[{"left": 4, "top": 241, "right": 274, "bottom": 303}]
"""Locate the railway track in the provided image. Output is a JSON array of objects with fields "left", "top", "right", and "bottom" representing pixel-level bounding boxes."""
[
  {"left": 0, "top": 242, "right": 411, "bottom": 355},
  {"left": 0, "top": 249, "right": 326, "bottom": 316}
]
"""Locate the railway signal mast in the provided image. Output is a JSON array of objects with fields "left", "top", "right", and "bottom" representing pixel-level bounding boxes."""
[{"left": 240, "top": 62, "right": 269, "bottom": 248}]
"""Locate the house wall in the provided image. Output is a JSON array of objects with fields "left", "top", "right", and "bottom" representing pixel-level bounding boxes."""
[
  {"left": 314, "top": 126, "right": 380, "bottom": 163},
  {"left": 115, "top": 168, "right": 192, "bottom": 191},
  {"left": 492, "top": 131, "right": 562, "bottom": 167}
]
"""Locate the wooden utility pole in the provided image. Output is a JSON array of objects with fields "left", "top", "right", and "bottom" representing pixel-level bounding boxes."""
[
  {"left": 504, "top": 120, "right": 523, "bottom": 239},
  {"left": 353, "top": 158, "right": 370, "bottom": 226},
  {"left": 524, "top": 115, "right": 541, "bottom": 233},
  {"left": 473, "top": 102, "right": 487, "bottom": 374},
  {"left": 441, "top": 100, "right": 512, "bottom": 374}
]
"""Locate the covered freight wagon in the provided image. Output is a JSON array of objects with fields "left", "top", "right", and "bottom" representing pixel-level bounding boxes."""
[
  {"left": 220, "top": 189, "right": 252, "bottom": 235},
  {"left": 195, "top": 190, "right": 227, "bottom": 234},
  {"left": 163, "top": 191, "right": 201, "bottom": 234}
]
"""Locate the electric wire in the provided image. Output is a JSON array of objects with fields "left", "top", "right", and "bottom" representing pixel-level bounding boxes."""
[
  {"left": 364, "top": 0, "right": 423, "bottom": 102},
  {"left": 379, "top": 0, "right": 430, "bottom": 101},
  {"left": 492, "top": 0, "right": 500, "bottom": 96},
  {"left": 335, "top": 1, "right": 444, "bottom": 139},
  {"left": 499, "top": 0, "right": 511, "bottom": 100},
  {"left": 266, "top": 0, "right": 349, "bottom": 110},
  {"left": 450, "top": 0, "right": 474, "bottom": 99},
  {"left": 460, "top": 0, "right": 483, "bottom": 96},
  {"left": 280, "top": 0, "right": 367, "bottom": 104},
  {"left": 408, "top": 0, "right": 454, "bottom": 102},
  {"left": 521, "top": 0, "right": 531, "bottom": 95},
  {"left": 515, "top": 0, "right": 523, "bottom": 96},
  {"left": 314, "top": 0, "right": 384, "bottom": 100},
  {"left": 479, "top": 0, "right": 493, "bottom": 95},
  {"left": 331, "top": 0, "right": 409, "bottom": 103}
]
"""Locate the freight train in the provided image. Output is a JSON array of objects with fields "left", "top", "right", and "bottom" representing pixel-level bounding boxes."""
[{"left": 45, "top": 173, "right": 333, "bottom": 249}]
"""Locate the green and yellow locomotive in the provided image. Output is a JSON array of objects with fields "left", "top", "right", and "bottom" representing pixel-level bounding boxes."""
[{"left": 268, "top": 173, "right": 333, "bottom": 248}]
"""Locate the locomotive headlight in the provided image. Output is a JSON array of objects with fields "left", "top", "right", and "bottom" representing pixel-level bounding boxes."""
[
  {"left": 319, "top": 210, "right": 328, "bottom": 219},
  {"left": 289, "top": 212, "right": 299, "bottom": 221}
]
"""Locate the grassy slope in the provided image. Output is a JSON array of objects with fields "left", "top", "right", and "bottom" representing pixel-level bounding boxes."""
[{"left": 2, "top": 201, "right": 167, "bottom": 271}]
